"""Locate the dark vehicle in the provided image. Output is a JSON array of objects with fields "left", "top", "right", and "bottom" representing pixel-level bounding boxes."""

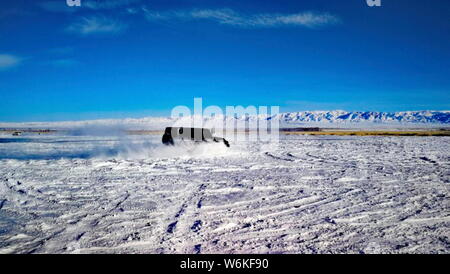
[{"left": 162, "top": 127, "right": 230, "bottom": 147}]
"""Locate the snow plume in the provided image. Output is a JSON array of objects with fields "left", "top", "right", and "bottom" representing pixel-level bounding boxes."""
[
  {"left": 114, "top": 139, "right": 239, "bottom": 160},
  {"left": 62, "top": 125, "right": 239, "bottom": 159}
]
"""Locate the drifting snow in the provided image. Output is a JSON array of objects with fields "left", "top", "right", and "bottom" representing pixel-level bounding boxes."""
[{"left": 0, "top": 134, "right": 449, "bottom": 254}]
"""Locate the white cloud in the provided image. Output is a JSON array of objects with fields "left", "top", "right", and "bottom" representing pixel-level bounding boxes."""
[
  {"left": 251, "top": 12, "right": 340, "bottom": 28},
  {"left": 66, "top": 16, "right": 127, "bottom": 35},
  {"left": 189, "top": 9, "right": 243, "bottom": 25},
  {"left": 143, "top": 8, "right": 340, "bottom": 28},
  {"left": 0, "top": 54, "right": 22, "bottom": 70}
]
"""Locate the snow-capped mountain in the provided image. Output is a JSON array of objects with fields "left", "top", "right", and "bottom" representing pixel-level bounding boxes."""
[{"left": 271, "top": 110, "right": 450, "bottom": 124}]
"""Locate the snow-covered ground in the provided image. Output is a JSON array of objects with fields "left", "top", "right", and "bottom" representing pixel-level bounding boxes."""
[{"left": 0, "top": 134, "right": 449, "bottom": 254}]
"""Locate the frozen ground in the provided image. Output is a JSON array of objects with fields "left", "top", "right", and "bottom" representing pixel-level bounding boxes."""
[{"left": 0, "top": 134, "right": 449, "bottom": 254}]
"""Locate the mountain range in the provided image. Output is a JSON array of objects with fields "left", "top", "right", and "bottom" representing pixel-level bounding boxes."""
[
  {"left": 271, "top": 110, "right": 450, "bottom": 124},
  {"left": 0, "top": 111, "right": 449, "bottom": 129}
]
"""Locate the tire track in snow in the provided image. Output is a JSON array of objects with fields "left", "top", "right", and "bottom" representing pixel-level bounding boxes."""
[
  {"left": 31, "top": 191, "right": 131, "bottom": 253},
  {"left": 159, "top": 182, "right": 207, "bottom": 253},
  {"left": 0, "top": 199, "right": 6, "bottom": 210},
  {"left": 264, "top": 152, "right": 294, "bottom": 162}
]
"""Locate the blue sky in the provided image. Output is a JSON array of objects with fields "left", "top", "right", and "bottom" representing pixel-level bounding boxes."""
[{"left": 0, "top": 0, "right": 449, "bottom": 122}]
